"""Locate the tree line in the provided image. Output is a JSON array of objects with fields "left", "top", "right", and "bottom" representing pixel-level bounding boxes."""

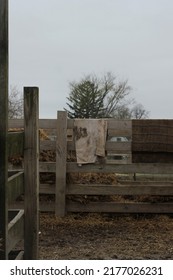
[{"left": 9, "top": 72, "right": 149, "bottom": 119}]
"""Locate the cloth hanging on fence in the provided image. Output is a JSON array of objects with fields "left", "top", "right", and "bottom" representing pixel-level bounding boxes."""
[{"left": 74, "top": 119, "right": 107, "bottom": 164}]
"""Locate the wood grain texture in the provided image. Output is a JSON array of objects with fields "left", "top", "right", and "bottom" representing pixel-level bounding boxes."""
[
  {"left": 55, "top": 111, "right": 67, "bottom": 216},
  {"left": 8, "top": 171, "right": 24, "bottom": 203},
  {"left": 67, "top": 201, "right": 173, "bottom": 213},
  {"left": 7, "top": 132, "right": 24, "bottom": 156},
  {"left": 24, "top": 87, "right": 39, "bottom": 260},
  {"left": 0, "top": 0, "right": 8, "bottom": 260},
  {"left": 67, "top": 162, "right": 173, "bottom": 174}
]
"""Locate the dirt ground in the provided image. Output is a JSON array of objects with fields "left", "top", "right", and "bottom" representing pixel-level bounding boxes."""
[
  {"left": 39, "top": 212, "right": 173, "bottom": 260},
  {"left": 38, "top": 161, "right": 173, "bottom": 260}
]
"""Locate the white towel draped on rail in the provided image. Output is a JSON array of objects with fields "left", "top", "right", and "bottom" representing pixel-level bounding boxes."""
[{"left": 74, "top": 119, "right": 108, "bottom": 164}]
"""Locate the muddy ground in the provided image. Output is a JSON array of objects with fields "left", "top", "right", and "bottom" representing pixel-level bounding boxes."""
[{"left": 39, "top": 212, "right": 173, "bottom": 260}]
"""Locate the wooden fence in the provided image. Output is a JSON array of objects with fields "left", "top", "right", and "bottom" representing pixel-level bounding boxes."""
[
  {"left": 9, "top": 112, "right": 173, "bottom": 217},
  {"left": 1, "top": 88, "right": 39, "bottom": 260}
]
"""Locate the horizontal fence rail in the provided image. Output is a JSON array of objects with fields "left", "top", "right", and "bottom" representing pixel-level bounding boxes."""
[{"left": 8, "top": 132, "right": 24, "bottom": 157}]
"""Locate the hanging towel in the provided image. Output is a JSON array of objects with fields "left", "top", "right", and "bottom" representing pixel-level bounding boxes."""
[{"left": 74, "top": 119, "right": 107, "bottom": 164}]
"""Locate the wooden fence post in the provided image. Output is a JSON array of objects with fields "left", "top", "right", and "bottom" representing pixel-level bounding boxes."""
[
  {"left": 24, "top": 87, "right": 39, "bottom": 259},
  {"left": 55, "top": 111, "right": 67, "bottom": 216},
  {"left": 0, "top": 0, "right": 8, "bottom": 260}
]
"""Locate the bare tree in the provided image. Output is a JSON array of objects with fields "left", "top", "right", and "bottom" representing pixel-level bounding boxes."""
[
  {"left": 65, "top": 72, "right": 150, "bottom": 119},
  {"left": 65, "top": 72, "right": 133, "bottom": 118},
  {"left": 131, "top": 103, "right": 149, "bottom": 119},
  {"left": 8, "top": 86, "right": 23, "bottom": 119},
  {"left": 103, "top": 77, "right": 132, "bottom": 118}
]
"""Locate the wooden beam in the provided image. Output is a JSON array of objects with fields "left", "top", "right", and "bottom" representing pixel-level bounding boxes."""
[
  {"left": 24, "top": 87, "right": 39, "bottom": 260},
  {"left": 31, "top": 200, "right": 173, "bottom": 214},
  {"left": 40, "top": 182, "right": 173, "bottom": 196},
  {"left": 7, "top": 210, "right": 24, "bottom": 254},
  {"left": 40, "top": 162, "right": 173, "bottom": 175},
  {"left": 67, "top": 162, "right": 173, "bottom": 174},
  {"left": 8, "top": 171, "right": 24, "bottom": 203},
  {"left": 8, "top": 119, "right": 24, "bottom": 128},
  {"left": 66, "top": 183, "right": 173, "bottom": 196},
  {"left": 40, "top": 184, "right": 55, "bottom": 194},
  {"left": 9, "top": 201, "right": 173, "bottom": 214},
  {"left": 40, "top": 139, "right": 56, "bottom": 151},
  {"left": 0, "top": 0, "right": 8, "bottom": 260},
  {"left": 55, "top": 111, "right": 67, "bottom": 216},
  {"left": 67, "top": 201, "right": 173, "bottom": 213},
  {"left": 7, "top": 132, "right": 24, "bottom": 156},
  {"left": 39, "top": 162, "right": 56, "bottom": 172}
]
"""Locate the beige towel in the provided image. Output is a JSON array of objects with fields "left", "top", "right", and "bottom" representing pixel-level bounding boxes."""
[{"left": 74, "top": 119, "right": 107, "bottom": 164}]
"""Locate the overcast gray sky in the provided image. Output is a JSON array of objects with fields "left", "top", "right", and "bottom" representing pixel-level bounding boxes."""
[{"left": 9, "top": 0, "right": 173, "bottom": 118}]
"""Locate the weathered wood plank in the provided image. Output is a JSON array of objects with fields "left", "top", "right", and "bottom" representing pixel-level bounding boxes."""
[
  {"left": 40, "top": 181, "right": 173, "bottom": 196},
  {"left": 108, "top": 129, "right": 132, "bottom": 137},
  {"left": 8, "top": 119, "right": 24, "bottom": 128},
  {"left": 10, "top": 201, "right": 173, "bottom": 214},
  {"left": 108, "top": 119, "right": 132, "bottom": 130},
  {"left": 119, "top": 180, "right": 173, "bottom": 185},
  {"left": 67, "top": 162, "right": 173, "bottom": 174},
  {"left": 7, "top": 210, "right": 24, "bottom": 254},
  {"left": 9, "top": 201, "right": 54, "bottom": 212},
  {"left": 8, "top": 202, "right": 24, "bottom": 210},
  {"left": 40, "top": 140, "right": 56, "bottom": 151},
  {"left": 56, "top": 111, "right": 67, "bottom": 216},
  {"left": 7, "top": 132, "right": 24, "bottom": 156},
  {"left": 13, "top": 201, "right": 173, "bottom": 214},
  {"left": 108, "top": 120, "right": 132, "bottom": 137},
  {"left": 24, "top": 87, "right": 39, "bottom": 260},
  {"left": 8, "top": 171, "right": 24, "bottom": 203},
  {"left": 40, "top": 184, "right": 55, "bottom": 194},
  {"left": 67, "top": 201, "right": 173, "bottom": 213},
  {"left": 0, "top": 0, "right": 8, "bottom": 260},
  {"left": 106, "top": 141, "right": 131, "bottom": 153},
  {"left": 67, "top": 119, "right": 74, "bottom": 129},
  {"left": 39, "top": 162, "right": 56, "bottom": 172},
  {"left": 66, "top": 183, "right": 173, "bottom": 196},
  {"left": 39, "top": 119, "right": 57, "bottom": 129}
]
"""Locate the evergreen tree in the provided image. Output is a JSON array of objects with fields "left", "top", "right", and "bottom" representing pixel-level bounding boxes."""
[{"left": 65, "top": 72, "right": 149, "bottom": 119}]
